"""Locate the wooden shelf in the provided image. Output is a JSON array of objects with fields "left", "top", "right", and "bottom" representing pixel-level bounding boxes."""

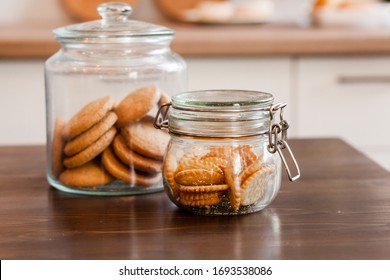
[{"left": 2, "top": 21, "right": 390, "bottom": 58}]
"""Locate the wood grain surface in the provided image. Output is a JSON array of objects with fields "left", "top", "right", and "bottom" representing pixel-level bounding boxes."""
[{"left": 1, "top": 138, "right": 390, "bottom": 260}]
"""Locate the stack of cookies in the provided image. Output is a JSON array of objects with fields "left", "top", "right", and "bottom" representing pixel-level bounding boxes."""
[
  {"left": 51, "top": 86, "right": 171, "bottom": 189},
  {"left": 164, "top": 145, "right": 275, "bottom": 212}
]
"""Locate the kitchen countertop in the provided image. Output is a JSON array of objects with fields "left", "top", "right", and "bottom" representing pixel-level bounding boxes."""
[
  {"left": 1, "top": 138, "right": 390, "bottom": 260},
  {"left": 2, "top": 22, "right": 390, "bottom": 58}
]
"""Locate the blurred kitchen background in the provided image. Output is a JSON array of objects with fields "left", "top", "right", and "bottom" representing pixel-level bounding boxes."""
[{"left": 1, "top": 0, "right": 390, "bottom": 170}]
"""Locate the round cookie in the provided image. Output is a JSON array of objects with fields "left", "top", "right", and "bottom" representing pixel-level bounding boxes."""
[
  {"left": 240, "top": 164, "right": 275, "bottom": 206},
  {"left": 121, "top": 118, "right": 170, "bottom": 160},
  {"left": 179, "top": 184, "right": 229, "bottom": 193},
  {"left": 112, "top": 134, "right": 162, "bottom": 174},
  {"left": 163, "top": 152, "right": 179, "bottom": 197},
  {"left": 179, "top": 191, "right": 222, "bottom": 201},
  {"left": 64, "top": 112, "right": 118, "bottom": 156},
  {"left": 63, "top": 126, "right": 117, "bottom": 168},
  {"left": 115, "top": 86, "right": 161, "bottom": 127},
  {"left": 176, "top": 152, "right": 201, "bottom": 173},
  {"left": 224, "top": 159, "right": 242, "bottom": 212},
  {"left": 235, "top": 145, "right": 258, "bottom": 168},
  {"left": 63, "top": 96, "right": 115, "bottom": 140},
  {"left": 59, "top": 161, "right": 114, "bottom": 187},
  {"left": 175, "top": 169, "right": 225, "bottom": 186},
  {"left": 239, "top": 156, "right": 264, "bottom": 184},
  {"left": 176, "top": 157, "right": 224, "bottom": 175},
  {"left": 200, "top": 155, "right": 228, "bottom": 170},
  {"left": 206, "top": 146, "right": 233, "bottom": 160},
  {"left": 180, "top": 195, "right": 223, "bottom": 207},
  {"left": 102, "top": 147, "right": 161, "bottom": 187},
  {"left": 51, "top": 118, "right": 66, "bottom": 177}
]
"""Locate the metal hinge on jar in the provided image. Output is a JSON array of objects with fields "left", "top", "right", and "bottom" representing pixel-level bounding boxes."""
[
  {"left": 153, "top": 102, "right": 171, "bottom": 129},
  {"left": 267, "top": 103, "right": 300, "bottom": 182}
]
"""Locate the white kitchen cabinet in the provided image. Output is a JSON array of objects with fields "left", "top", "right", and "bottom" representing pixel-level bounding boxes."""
[
  {"left": 0, "top": 60, "right": 46, "bottom": 145},
  {"left": 187, "top": 57, "right": 295, "bottom": 134},
  {"left": 0, "top": 57, "right": 292, "bottom": 145},
  {"left": 295, "top": 56, "right": 390, "bottom": 170}
]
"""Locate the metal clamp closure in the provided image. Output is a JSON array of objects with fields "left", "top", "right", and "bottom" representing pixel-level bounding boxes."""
[
  {"left": 154, "top": 102, "right": 171, "bottom": 130},
  {"left": 267, "top": 103, "right": 300, "bottom": 182}
]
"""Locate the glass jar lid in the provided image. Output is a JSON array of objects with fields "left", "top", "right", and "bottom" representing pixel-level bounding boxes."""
[
  {"left": 54, "top": 2, "right": 174, "bottom": 42},
  {"left": 172, "top": 90, "right": 273, "bottom": 111},
  {"left": 167, "top": 90, "right": 274, "bottom": 138}
]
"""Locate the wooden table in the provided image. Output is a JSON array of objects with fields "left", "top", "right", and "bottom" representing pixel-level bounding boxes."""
[{"left": 1, "top": 138, "right": 390, "bottom": 260}]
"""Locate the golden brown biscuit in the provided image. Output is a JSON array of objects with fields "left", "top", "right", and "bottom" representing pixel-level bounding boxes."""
[
  {"left": 240, "top": 164, "right": 275, "bottom": 206},
  {"left": 59, "top": 161, "right": 114, "bottom": 187},
  {"left": 63, "top": 126, "right": 117, "bottom": 168},
  {"left": 200, "top": 155, "right": 228, "bottom": 170},
  {"left": 176, "top": 152, "right": 201, "bottom": 173},
  {"left": 121, "top": 118, "right": 170, "bottom": 160},
  {"left": 163, "top": 152, "right": 180, "bottom": 197},
  {"left": 179, "top": 191, "right": 224, "bottom": 201},
  {"left": 51, "top": 118, "right": 66, "bottom": 177},
  {"left": 64, "top": 112, "right": 118, "bottom": 156},
  {"left": 224, "top": 156, "right": 242, "bottom": 212},
  {"left": 112, "top": 134, "right": 162, "bottom": 174},
  {"left": 115, "top": 86, "right": 161, "bottom": 127},
  {"left": 179, "top": 184, "right": 229, "bottom": 193},
  {"left": 180, "top": 195, "right": 223, "bottom": 207},
  {"left": 175, "top": 169, "right": 225, "bottom": 186},
  {"left": 235, "top": 145, "right": 258, "bottom": 168},
  {"left": 63, "top": 96, "right": 115, "bottom": 140},
  {"left": 176, "top": 156, "right": 224, "bottom": 175},
  {"left": 205, "top": 145, "right": 256, "bottom": 170},
  {"left": 239, "top": 155, "right": 264, "bottom": 183},
  {"left": 102, "top": 147, "right": 161, "bottom": 187},
  {"left": 206, "top": 146, "right": 233, "bottom": 160}
]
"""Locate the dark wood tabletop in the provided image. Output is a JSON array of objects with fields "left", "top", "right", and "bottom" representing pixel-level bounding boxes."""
[{"left": 1, "top": 138, "right": 390, "bottom": 260}]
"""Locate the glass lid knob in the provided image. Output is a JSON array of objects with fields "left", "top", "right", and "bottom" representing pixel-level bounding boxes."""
[{"left": 97, "top": 2, "right": 133, "bottom": 22}]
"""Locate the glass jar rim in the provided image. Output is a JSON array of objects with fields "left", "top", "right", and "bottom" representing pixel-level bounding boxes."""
[
  {"left": 171, "top": 90, "right": 274, "bottom": 112},
  {"left": 167, "top": 90, "right": 274, "bottom": 138}
]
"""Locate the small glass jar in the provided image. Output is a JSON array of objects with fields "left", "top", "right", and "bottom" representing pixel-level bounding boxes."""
[
  {"left": 155, "top": 90, "right": 300, "bottom": 215},
  {"left": 45, "top": 2, "right": 187, "bottom": 195}
]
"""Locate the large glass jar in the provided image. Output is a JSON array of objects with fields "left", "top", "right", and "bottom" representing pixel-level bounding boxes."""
[
  {"left": 45, "top": 2, "right": 187, "bottom": 195},
  {"left": 155, "top": 90, "right": 300, "bottom": 215}
]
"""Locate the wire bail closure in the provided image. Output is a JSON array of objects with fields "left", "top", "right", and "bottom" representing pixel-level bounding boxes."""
[
  {"left": 267, "top": 103, "right": 300, "bottom": 182},
  {"left": 153, "top": 102, "right": 171, "bottom": 129}
]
